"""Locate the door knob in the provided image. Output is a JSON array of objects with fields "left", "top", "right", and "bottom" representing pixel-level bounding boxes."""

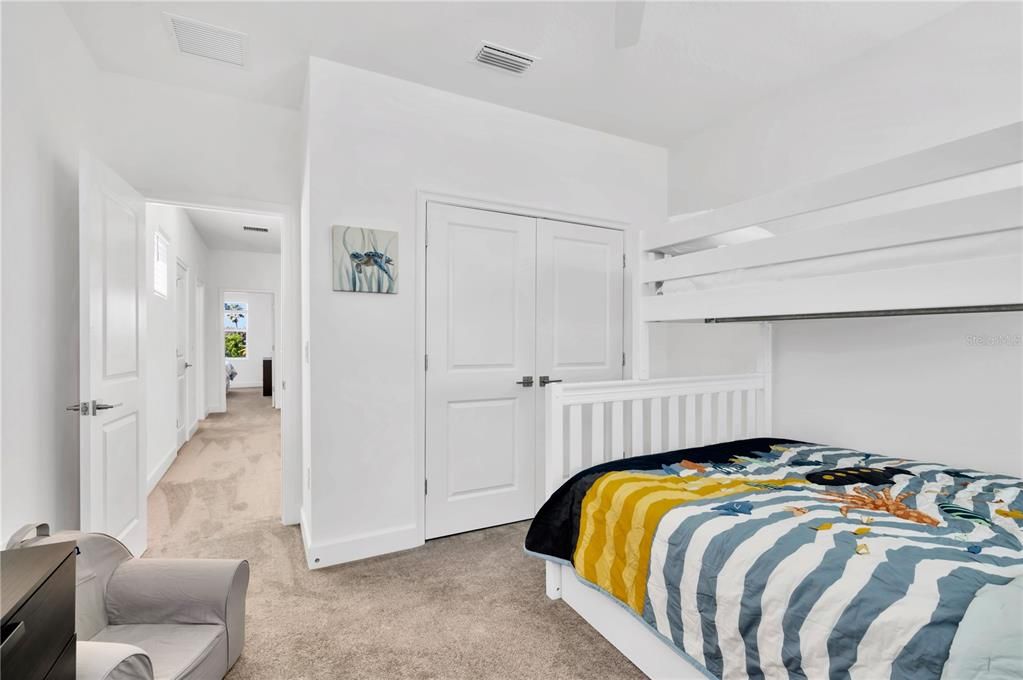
[
  {"left": 539, "top": 376, "right": 562, "bottom": 387},
  {"left": 92, "top": 401, "right": 123, "bottom": 412},
  {"left": 66, "top": 402, "right": 88, "bottom": 413},
  {"left": 185, "top": 362, "right": 193, "bottom": 368},
  {"left": 515, "top": 376, "right": 534, "bottom": 387}
]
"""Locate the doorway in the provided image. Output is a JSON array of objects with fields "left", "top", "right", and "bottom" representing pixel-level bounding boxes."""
[
  {"left": 223, "top": 290, "right": 277, "bottom": 410},
  {"left": 175, "top": 259, "right": 195, "bottom": 447},
  {"left": 424, "top": 203, "right": 625, "bottom": 539}
]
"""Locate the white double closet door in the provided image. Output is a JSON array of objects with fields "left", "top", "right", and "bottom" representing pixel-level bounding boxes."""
[{"left": 426, "top": 203, "right": 624, "bottom": 539}]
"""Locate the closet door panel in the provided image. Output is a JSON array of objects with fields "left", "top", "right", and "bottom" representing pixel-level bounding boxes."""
[
  {"left": 425, "top": 204, "right": 537, "bottom": 539},
  {"left": 535, "top": 219, "right": 625, "bottom": 509}
]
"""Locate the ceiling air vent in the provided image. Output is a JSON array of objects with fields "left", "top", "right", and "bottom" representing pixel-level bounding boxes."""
[
  {"left": 166, "top": 13, "right": 247, "bottom": 68},
  {"left": 243, "top": 225, "right": 269, "bottom": 233},
  {"left": 474, "top": 42, "right": 536, "bottom": 75}
]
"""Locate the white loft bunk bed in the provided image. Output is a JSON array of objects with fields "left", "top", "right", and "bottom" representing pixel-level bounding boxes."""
[{"left": 537, "top": 123, "right": 1023, "bottom": 679}]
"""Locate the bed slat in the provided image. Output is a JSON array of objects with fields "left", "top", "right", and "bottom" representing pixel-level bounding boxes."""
[
  {"left": 591, "top": 402, "right": 605, "bottom": 465},
  {"left": 632, "top": 400, "right": 645, "bottom": 455},
  {"left": 701, "top": 393, "right": 713, "bottom": 445},
  {"left": 569, "top": 404, "right": 583, "bottom": 473},
  {"left": 667, "top": 395, "right": 680, "bottom": 450},
  {"left": 745, "top": 390, "right": 757, "bottom": 438},
  {"left": 649, "top": 398, "right": 663, "bottom": 453},
  {"left": 716, "top": 392, "right": 728, "bottom": 442},
  {"left": 730, "top": 391, "right": 743, "bottom": 439},
  {"left": 611, "top": 401, "right": 624, "bottom": 460},
  {"left": 684, "top": 395, "right": 697, "bottom": 447}
]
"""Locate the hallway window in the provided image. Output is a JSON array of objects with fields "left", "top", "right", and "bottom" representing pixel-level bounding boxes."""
[
  {"left": 154, "top": 232, "right": 169, "bottom": 298},
  {"left": 225, "top": 301, "right": 248, "bottom": 358}
]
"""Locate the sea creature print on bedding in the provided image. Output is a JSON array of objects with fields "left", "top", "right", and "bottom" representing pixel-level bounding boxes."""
[{"left": 525, "top": 438, "right": 1023, "bottom": 680}]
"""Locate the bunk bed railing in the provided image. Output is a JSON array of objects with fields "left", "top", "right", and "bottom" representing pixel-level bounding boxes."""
[
  {"left": 543, "top": 373, "right": 768, "bottom": 498},
  {"left": 638, "top": 122, "right": 1023, "bottom": 323}
]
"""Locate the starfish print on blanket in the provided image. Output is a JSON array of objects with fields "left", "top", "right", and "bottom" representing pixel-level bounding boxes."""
[{"left": 817, "top": 486, "right": 940, "bottom": 527}]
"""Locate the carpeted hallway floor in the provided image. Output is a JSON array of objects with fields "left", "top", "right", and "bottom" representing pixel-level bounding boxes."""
[{"left": 148, "top": 388, "right": 643, "bottom": 679}]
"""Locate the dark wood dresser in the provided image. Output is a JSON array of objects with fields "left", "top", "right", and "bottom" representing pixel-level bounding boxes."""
[
  {"left": 1, "top": 542, "right": 76, "bottom": 680},
  {"left": 262, "top": 357, "right": 273, "bottom": 397}
]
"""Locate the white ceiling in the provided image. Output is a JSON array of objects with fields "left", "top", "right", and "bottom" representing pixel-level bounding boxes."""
[
  {"left": 63, "top": 1, "right": 960, "bottom": 146},
  {"left": 184, "top": 207, "right": 281, "bottom": 253}
]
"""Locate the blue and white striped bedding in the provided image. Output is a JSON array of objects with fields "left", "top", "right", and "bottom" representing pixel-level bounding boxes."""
[{"left": 527, "top": 440, "right": 1023, "bottom": 679}]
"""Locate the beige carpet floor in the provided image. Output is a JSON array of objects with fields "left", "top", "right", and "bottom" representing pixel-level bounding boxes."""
[{"left": 148, "top": 388, "right": 643, "bottom": 679}]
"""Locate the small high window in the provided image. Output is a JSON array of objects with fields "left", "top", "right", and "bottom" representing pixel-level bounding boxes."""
[
  {"left": 154, "top": 232, "right": 169, "bottom": 298},
  {"left": 224, "top": 301, "right": 248, "bottom": 358}
]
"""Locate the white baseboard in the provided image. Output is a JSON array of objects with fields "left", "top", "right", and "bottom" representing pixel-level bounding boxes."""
[
  {"left": 229, "top": 381, "right": 261, "bottom": 389},
  {"left": 300, "top": 518, "right": 421, "bottom": 570},
  {"left": 147, "top": 446, "right": 178, "bottom": 493},
  {"left": 187, "top": 421, "right": 199, "bottom": 439}
]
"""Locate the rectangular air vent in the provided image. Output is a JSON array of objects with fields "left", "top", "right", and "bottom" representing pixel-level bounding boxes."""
[
  {"left": 243, "top": 225, "right": 269, "bottom": 233},
  {"left": 166, "top": 13, "right": 247, "bottom": 68},
  {"left": 474, "top": 42, "right": 536, "bottom": 74}
]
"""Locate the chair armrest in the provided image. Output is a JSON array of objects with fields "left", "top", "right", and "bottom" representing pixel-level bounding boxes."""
[
  {"left": 106, "top": 559, "right": 249, "bottom": 667},
  {"left": 77, "top": 640, "right": 154, "bottom": 680}
]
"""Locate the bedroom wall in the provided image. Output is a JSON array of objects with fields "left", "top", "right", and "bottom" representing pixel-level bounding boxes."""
[
  {"left": 664, "top": 1, "right": 1023, "bottom": 473},
  {"left": 303, "top": 58, "right": 667, "bottom": 566},
  {"left": 0, "top": 2, "right": 100, "bottom": 539},
  {"left": 145, "top": 203, "right": 211, "bottom": 490},
  {"left": 223, "top": 291, "right": 275, "bottom": 389}
]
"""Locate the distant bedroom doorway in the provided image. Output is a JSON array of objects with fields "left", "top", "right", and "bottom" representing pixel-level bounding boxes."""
[{"left": 223, "top": 290, "right": 277, "bottom": 411}]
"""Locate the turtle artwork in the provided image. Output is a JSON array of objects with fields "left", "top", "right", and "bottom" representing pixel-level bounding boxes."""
[{"left": 332, "top": 225, "right": 398, "bottom": 294}]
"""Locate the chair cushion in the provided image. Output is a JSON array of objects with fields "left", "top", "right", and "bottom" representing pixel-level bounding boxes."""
[
  {"left": 92, "top": 625, "right": 227, "bottom": 680},
  {"left": 77, "top": 640, "right": 154, "bottom": 680}
]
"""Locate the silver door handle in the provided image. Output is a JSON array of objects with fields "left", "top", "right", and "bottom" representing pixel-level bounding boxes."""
[
  {"left": 515, "top": 376, "right": 534, "bottom": 387},
  {"left": 185, "top": 362, "right": 193, "bottom": 368},
  {"left": 66, "top": 402, "right": 88, "bottom": 413},
  {"left": 93, "top": 401, "right": 123, "bottom": 412},
  {"left": 539, "top": 376, "right": 562, "bottom": 387}
]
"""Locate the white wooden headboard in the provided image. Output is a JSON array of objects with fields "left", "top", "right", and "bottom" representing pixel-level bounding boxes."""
[
  {"left": 640, "top": 123, "right": 1023, "bottom": 322},
  {"left": 544, "top": 373, "right": 768, "bottom": 498}
]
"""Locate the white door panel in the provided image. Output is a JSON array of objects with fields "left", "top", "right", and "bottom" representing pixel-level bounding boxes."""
[
  {"left": 535, "top": 219, "right": 624, "bottom": 509},
  {"left": 175, "top": 261, "right": 190, "bottom": 445},
  {"left": 79, "top": 153, "right": 147, "bottom": 556},
  {"left": 426, "top": 204, "right": 536, "bottom": 538}
]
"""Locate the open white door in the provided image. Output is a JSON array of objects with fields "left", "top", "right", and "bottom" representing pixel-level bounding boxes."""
[{"left": 78, "top": 153, "right": 148, "bottom": 556}]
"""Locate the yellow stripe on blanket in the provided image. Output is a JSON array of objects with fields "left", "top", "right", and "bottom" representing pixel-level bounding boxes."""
[{"left": 573, "top": 472, "right": 802, "bottom": 612}]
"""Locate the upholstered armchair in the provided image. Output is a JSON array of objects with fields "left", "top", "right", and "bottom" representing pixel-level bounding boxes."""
[{"left": 7, "top": 524, "right": 249, "bottom": 680}]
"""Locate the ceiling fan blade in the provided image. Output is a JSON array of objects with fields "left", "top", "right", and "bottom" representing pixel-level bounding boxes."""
[{"left": 614, "top": 1, "right": 646, "bottom": 49}]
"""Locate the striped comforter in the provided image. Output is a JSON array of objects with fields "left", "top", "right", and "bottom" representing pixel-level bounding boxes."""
[{"left": 525, "top": 439, "right": 1023, "bottom": 679}]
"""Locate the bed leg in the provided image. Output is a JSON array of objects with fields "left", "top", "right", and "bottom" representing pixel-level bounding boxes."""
[{"left": 545, "top": 561, "right": 563, "bottom": 600}]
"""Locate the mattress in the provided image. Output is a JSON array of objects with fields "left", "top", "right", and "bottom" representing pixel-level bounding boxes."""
[
  {"left": 658, "top": 230, "right": 1022, "bottom": 295},
  {"left": 525, "top": 438, "right": 1023, "bottom": 679}
]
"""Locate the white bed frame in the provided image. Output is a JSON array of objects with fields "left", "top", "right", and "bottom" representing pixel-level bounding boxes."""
[
  {"left": 543, "top": 373, "right": 769, "bottom": 679},
  {"left": 539, "top": 124, "right": 1023, "bottom": 679}
]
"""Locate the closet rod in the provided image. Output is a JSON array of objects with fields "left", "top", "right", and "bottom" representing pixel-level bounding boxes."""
[{"left": 704, "top": 304, "right": 1023, "bottom": 323}]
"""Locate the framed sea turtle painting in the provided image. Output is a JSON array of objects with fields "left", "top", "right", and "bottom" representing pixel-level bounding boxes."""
[{"left": 332, "top": 225, "right": 398, "bottom": 294}]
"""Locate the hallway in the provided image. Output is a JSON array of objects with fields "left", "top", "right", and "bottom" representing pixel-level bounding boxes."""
[{"left": 148, "top": 388, "right": 640, "bottom": 679}]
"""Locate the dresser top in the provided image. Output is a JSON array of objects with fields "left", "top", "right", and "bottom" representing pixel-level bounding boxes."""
[{"left": 1, "top": 541, "right": 76, "bottom": 624}]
